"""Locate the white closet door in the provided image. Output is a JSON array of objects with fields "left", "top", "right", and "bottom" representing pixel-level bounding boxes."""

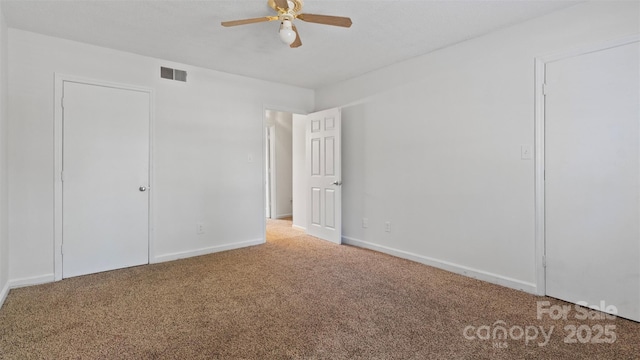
[
  {"left": 62, "top": 81, "right": 150, "bottom": 278},
  {"left": 545, "top": 42, "right": 640, "bottom": 321}
]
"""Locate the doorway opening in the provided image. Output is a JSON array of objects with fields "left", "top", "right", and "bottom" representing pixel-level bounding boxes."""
[{"left": 264, "top": 109, "right": 306, "bottom": 242}]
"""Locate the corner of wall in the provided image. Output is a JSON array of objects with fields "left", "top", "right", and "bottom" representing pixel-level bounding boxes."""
[{"left": 0, "top": 2, "right": 10, "bottom": 308}]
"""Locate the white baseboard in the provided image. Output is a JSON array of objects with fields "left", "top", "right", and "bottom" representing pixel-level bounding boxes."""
[
  {"left": 0, "top": 275, "right": 53, "bottom": 310},
  {"left": 0, "top": 280, "right": 9, "bottom": 309},
  {"left": 275, "top": 213, "right": 292, "bottom": 219},
  {"left": 292, "top": 224, "right": 306, "bottom": 231},
  {"left": 8, "top": 273, "right": 55, "bottom": 289},
  {"left": 152, "top": 238, "right": 265, "bottom": 263},
  {"left": 342, "top": 236, "right": 537, "bottom": 294}
]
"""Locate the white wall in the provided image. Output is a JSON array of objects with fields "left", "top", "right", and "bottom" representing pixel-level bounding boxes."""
[
  {"left": 274, "top": 111, "right": 293, "bottom": 218},
  {"left": 0, "top": 4, "right": 9, "bottom": 304},
  {"left": 291, "top": 114, "right": 306, "bottom": 229},
  {"left": 7, "top": 29, "right": 314, "bottom": 284},
  {"left": 316, "top": 1, "right": 640, "bottom": 293}
]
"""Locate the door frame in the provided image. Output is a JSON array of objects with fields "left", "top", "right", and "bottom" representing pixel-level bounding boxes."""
[
  {"left": 53, "top": 74, "right": 155, "bottom": 281},
  {"left": 533, "top": 34, "right": 640, "bottom": 296},
  {"left": 265, "top": 124, "right": 276, "bottom": 219}
]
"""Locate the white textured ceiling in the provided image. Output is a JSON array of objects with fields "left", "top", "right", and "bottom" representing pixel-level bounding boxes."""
[{"left": 0, "top": 0, "right": 579, "bottom": 89}]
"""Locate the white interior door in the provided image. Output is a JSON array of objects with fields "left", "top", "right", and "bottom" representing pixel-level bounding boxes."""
[
  {"left": 306, "top": 108, "right": 342, "bottom": 244},
  {"left": 62, "top": 81, "right": 150, "bottom": 278},
  {"left": 545, "top": 41, "right": 640, "bottom": 321}
]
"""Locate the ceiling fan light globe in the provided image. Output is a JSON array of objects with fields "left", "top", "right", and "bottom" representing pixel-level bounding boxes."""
[
  {"left": 279, "top": 20, "right": 297, "bottom": 45},
  {"left": 279, "top": 29, "right": 296, "bottom": 45}
]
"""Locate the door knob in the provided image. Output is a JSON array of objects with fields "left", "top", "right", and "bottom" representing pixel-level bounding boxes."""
[
  {"left": 139, "top": 186, "right": 147, "bottom": 192},
  {"left": 331, "top": 181, "right": 342, "bottom": 186}
]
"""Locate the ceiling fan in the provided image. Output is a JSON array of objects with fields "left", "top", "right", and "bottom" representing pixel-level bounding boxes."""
[{"left": 221, "top": 0, "right": 352, "bottom": 48}]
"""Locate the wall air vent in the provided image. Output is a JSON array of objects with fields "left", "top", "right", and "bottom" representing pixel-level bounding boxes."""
[
  {"left": 174, "top": 69, "right": 187, "bottom": 82},
  {"left": 160, "top": 66, "right": 187, "bottom": 82}
]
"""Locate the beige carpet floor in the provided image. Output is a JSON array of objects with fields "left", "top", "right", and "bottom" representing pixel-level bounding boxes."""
[{"left": 0, "top": 218, "right": 638, "bottom": 359}]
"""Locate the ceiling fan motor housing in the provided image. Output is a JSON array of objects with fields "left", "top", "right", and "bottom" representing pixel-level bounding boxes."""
[
  {"left": 271, "top": 0, "right": 303, "bottom": 22},
  {"left": 269, "top": 0, "right": 303, "bottom": 14}
]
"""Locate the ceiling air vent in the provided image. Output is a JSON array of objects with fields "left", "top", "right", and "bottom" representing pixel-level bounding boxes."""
[{"left": 160, "top": 66, "right": 187, "bottom": 82}]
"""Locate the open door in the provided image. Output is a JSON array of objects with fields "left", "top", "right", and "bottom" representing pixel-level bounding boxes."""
[{"left": 306, "top": 108, "right": 342, "bottom": 244}]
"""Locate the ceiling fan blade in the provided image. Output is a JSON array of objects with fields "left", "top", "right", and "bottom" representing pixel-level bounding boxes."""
[
  {"left": 290, "top": 25, "right": 302, "bottom": 48},
  {"left": 221, "top": 16, "right": 277, "bottom": 27},
  {"left": 273, "top": 0, "right": 289, "bottom": 11},
  {"left": 297, "top": 14, "right": 352, "bottom": 28}
]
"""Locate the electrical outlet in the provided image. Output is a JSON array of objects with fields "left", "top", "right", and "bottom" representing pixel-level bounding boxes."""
[
  {"left": 196, "top": 223, "right": 205, "bottom": 235},
  {"left": 362, "top": 218, "right": 369, "bottom": 228},
  {"left": 385, "top": 221, "right": 391, "bottom": 233}
]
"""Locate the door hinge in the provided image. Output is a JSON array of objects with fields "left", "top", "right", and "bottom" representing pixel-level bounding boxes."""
[
  {"left": 60, "top": 171, "right": 65, "bottom": 182},
  {"left": 60, "top": 244, "right": 64, "bottom": 255},
  {"left": 61, "top": 97, "right": 65, "bottom": 108},
  {"left": 542, "top": 255, "right": 547, "bottom": 268},
  {"left": 542, "top": 83, "right": 548, "bottom": 96}
]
